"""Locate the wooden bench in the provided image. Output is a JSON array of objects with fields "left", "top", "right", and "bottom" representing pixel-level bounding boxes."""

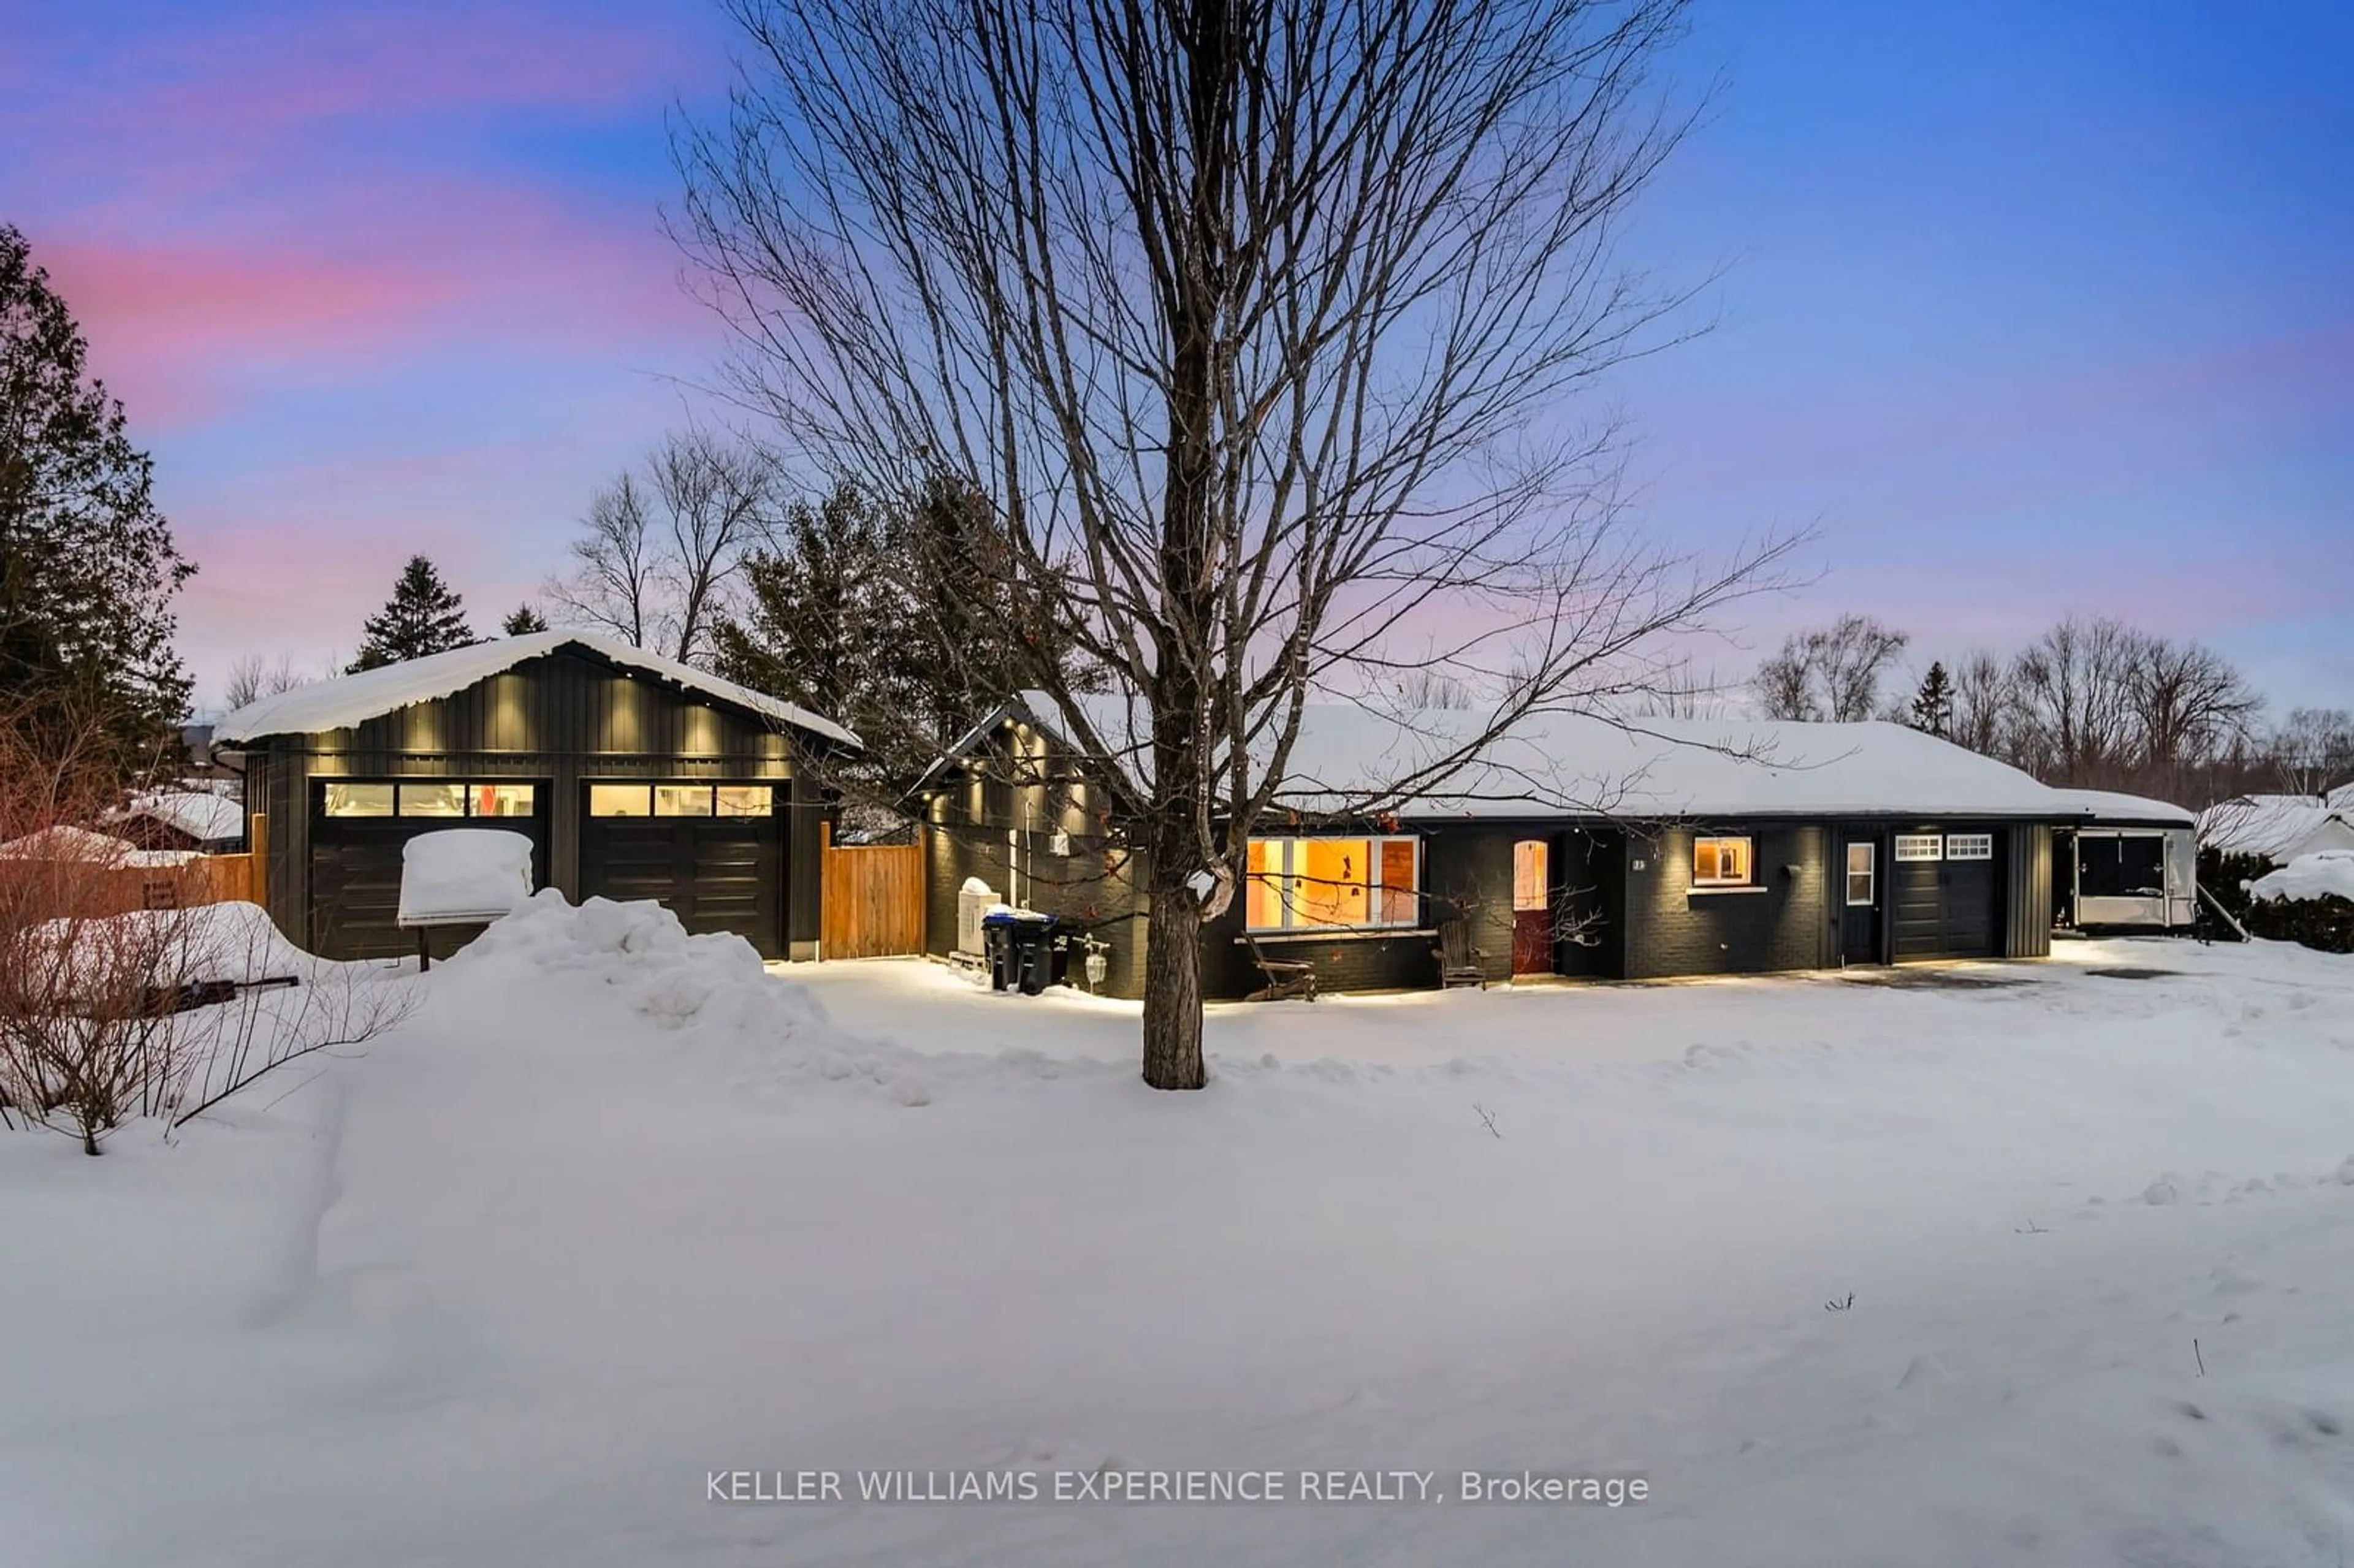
[
  {"left": 1433, "top": 916, "right": 1487, "bottom": 989},
  {"left": 1241, "top": 934, "right": 1319, "bottom": 1002}
]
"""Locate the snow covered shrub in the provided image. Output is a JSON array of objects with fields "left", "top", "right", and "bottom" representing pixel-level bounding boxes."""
[
  {"left": 2244, "top": 853, "right": 2354, "bottom": 954},
  {"left": 2198, "top": 845, "right": 2272, "bottom": 924}
]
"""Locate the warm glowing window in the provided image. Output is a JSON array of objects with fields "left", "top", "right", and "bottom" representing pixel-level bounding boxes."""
[
  {"left": 323, "top": 782, "right": 538, "bottom": 818},
  {"left": 714, "top": 785, "right": 772, "bottom": 818},
  {"left": 1245, "top": 836, "right": 1420, "bottom": 931},
  {"left": 1692, "top": 835, "right": 1753, "bottom": 886},
  {"left": 1512, "top": 840, "right": 1549, "bottom": 912},
  {"left": 473, "top": 783, "right": 536, "bottom": 817},
  {"left": 654, "top": 785, "right": 715, "bottom": 817},
  {"left": 322, "top": 783, "right": 395, "bottom": 817},
  {"left": 588, "top": 785, "right": 653, "bottom": 817},
  {"left": 397, "top": 783, "right": 468, "bottom": 818}
]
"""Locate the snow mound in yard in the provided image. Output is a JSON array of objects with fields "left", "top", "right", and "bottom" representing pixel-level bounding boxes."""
[
  {"left": 445, "top": 891, "right": 931, "bottom": 1104},
  {"left": 2251, "top": 850, "right": 2354, "bottom": 904}
]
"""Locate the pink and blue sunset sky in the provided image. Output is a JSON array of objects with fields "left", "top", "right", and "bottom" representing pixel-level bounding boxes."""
[{"left": 6, "top": 0, "right": 2349, "bottom": 714}]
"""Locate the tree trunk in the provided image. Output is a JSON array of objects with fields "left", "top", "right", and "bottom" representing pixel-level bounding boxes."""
[{"left": 1140, "top": 880, "right": 1206, "bottom": 1090}]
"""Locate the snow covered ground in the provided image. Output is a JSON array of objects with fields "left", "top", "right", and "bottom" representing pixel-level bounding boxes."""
[{"left": 6, "top": 900, "right": 2354, "bottom": 1567}]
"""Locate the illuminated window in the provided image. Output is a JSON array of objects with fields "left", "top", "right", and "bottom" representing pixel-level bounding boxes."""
[
  {"left": 714, "top": 786, "right": 772, "bottom": 818},
  {"left": 473, "top": 783, "right": 536, "bottom": 817},
  {"left": 322, "top": 783, "right": 395, "bottom": 817},
  {"left": 588, "top": 785, "right": 653, "bottom": 817},
  {"left": 397, "top": 783, "right": 467, "bottom": 818},
  {"left": 1512, "top": 840, "right": 1548, "bottom": 912},
  {"left": 1945, "top": 832, "right": 1993, "bottom": 861},
  {"left": 655, "top": 785, "right": 715, "bottom": 816},
  {"left": 1893, "top": 834, "right": 1943, "bottom": 862},
  {"left": 1692, "top": 835, "right": 1753, "bottom": 886},
  {"left": 1244, "top": 836, "right": 1420, "bottom": 931}
]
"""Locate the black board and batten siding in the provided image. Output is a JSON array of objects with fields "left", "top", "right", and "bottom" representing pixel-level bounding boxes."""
[{"left": 240, "top": 649, "right": 828, "bottom": 961}]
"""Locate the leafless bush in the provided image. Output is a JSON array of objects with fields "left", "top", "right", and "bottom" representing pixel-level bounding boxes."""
[{"left": 0, "top": 706, "right": 413, "bottom": 1154}]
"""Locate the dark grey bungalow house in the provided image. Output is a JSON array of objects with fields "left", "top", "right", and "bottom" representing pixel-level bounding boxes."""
[
  {"left": 910, "top": 695, "right": 2105, "bottom": 999},
  {"left": 210, "top": 632, "right": 857, "bottom": 961}
]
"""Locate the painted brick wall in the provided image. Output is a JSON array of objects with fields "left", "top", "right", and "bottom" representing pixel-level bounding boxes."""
[{"left": 1620, "top": 824, "right": 1833, "bottom": 980}]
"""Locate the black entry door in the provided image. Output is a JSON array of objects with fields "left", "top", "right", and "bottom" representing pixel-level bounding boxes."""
[
  {"left": 1840, "top": 837, "right": 1881, "bottom": 963},
  {"left": 577, "top": 783, "right": 784, "bottom": 957}
]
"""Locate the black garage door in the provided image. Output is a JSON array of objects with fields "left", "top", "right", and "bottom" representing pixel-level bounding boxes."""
[
  {"left": 1889, "top": 829, "right": 1999, "bottom": 961},
  {"left": 310, "top": 780, "right": 550, "bottom": 960},
  {"left": 577, "top": 782, "right": 783, "bottom": 957}
]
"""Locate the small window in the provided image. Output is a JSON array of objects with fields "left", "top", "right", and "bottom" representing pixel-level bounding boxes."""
[
  {"left": 473, "top": 783, "right": 537, "bottom": 817},
  {"left": 1692, "top": 835, "right": 1753, "bottom": 886},
  {"left": 1893, "top": 834, "right": 1943, "bottom": 862},
  {"left": 322, "top": 783, "right": 395, "bottom": 817},
  {"left": 588, "top": 785, "right": 653, "bottom": 817},
  {"left": 655, "top": 785, "right": 715, "bottom": 817},
  {"left": 1945, "top": 832, "right": 1993, "bottom": 861},
  {"left": 1512, "top": 840, "right": 1548, "bottom": 912},
  {"left": 1845, "top": 842, "right": 1876, "bottom": 906},
  {"left": 714, "top": 785, "right": 772, "bottom": 818},
  {"left": 397, "top": 783, "right": 468, "bottom": 818}
]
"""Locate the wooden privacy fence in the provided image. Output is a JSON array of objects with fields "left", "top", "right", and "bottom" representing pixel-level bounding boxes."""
[
  {"left": 819, "top": 822, "right": 924, "bottom": 959},
  {"left": 2, "top": 812, "right": 267, "bottom": 919}
]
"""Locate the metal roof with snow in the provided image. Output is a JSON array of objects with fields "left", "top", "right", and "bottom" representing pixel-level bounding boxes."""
[{"left": 210, "top": 631, "right": 860, "bottom": 749}]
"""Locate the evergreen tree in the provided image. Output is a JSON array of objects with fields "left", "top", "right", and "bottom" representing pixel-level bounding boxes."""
[
  {"left": 350, "top": 556, "right": 475, "bottom": 671},
  {"left": 501, "top": 603, "right": 549, "bottom": 636},
  {"left": 1910, "top": 660, "right": 1955, "bottom": 738},
  {"left": 714, "top": 478, "right": 1095, "bottom": 797},
  {"left": 0, "top": 224, "right": 195, "bottom": 777}
]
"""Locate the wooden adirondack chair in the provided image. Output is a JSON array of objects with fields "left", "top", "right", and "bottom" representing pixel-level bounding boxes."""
[
  {"left": 1241, "top": 934, "right": 1319, "bottom": 1002},
  {"left": 1433, "top": 915, "right": 1487, "bottom": 989}
]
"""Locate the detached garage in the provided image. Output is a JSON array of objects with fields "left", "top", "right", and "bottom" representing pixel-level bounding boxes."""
[{"left": 213, "top": 632, "right": 858, "bottom": 961}]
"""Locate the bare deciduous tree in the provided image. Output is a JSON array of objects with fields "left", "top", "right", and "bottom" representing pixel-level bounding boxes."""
[
  {"left": 546, "top": 432, "right": 773, "bottom": 664},
  {"left": 221, "top": 654, "right": 306, "bottom": 712},
  {"left": 1753, "top": 614, "right": 1910, "bottom": 721},
  {"left": 679, "top": 0, "right": 1792, "bottom": 1087},
  {"left": 2268, "top": 707, "right": 2354, "bottom": 797}
]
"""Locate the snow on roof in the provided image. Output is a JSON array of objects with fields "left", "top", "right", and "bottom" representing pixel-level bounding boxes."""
[
  {"left": 2196, "top": 795, "right": 2354, "bottom": 861},
  {"left": 0, "top": 824, "right": 202, "bottom": 866},
  {"left": 2048, "top": 788, "right": 2196, "bottom": 828},
  {"left": 120, "top": 789, "right": 246, "bottom": 843},
  {"left": 211, "top": 632, "right": 860, "bottom": 748},
  {"left": 975, "top": 694, "right": 2086, "bottom": 820},
  {"left": 2249, "top": 850, "right": 2354, "bottom": 905}
]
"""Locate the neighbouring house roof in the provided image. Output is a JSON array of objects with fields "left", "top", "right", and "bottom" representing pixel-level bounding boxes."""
[
  {"left": 118, "top": 789, "right": 246, "bottom": 843},
  {"left": 2197, "top": 795, "right": 2354, "bottom": 863},
  {"left": 0, "top": 825, "right": 203, "bottom": 867},
  {"left": 925, "top": 694, "right": 2109, "bottom": 823},
  {"left": 2048, "top": 788, "right": 2197, "bottom": 829},
  {"left": 210, "top": 631, "right": 860, "bottom": 749}
]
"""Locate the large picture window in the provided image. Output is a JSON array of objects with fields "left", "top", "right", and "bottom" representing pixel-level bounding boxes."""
[
  {"left": 1691, "top": 835, "right": 1754, "bottom": 886},
  {"left": 1246, "top": 836, "right": 1420, "bottom": 931}
]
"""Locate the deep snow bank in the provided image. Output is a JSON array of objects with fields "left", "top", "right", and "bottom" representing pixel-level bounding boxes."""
[{"left": 438, "top": 891, "right": 932, "bottom": 1104}]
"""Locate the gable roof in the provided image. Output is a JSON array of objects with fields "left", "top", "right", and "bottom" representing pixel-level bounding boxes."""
[
  {"left": 117, "top": 789, "right": 246, "bottom": 843},
  {"left": 211, "top": 631, "right": 859, "bottom": 748},
  {"left": 928, "top": 694, "right": 2088, "bottom": 821}
]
